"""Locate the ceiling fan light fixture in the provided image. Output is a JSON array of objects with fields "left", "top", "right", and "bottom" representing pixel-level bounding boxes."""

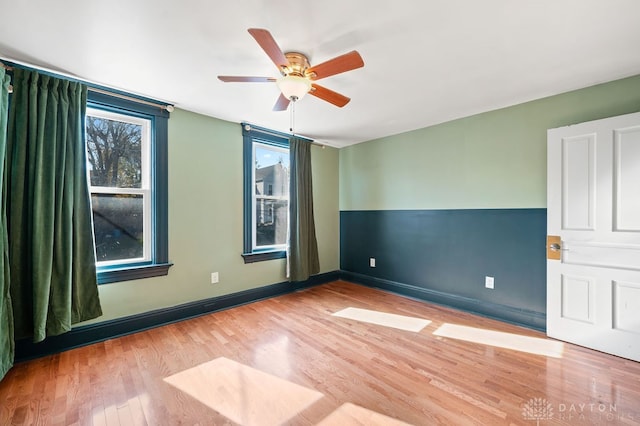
[{"left": 276, "top": 75, "right": 311, "bottom": 101}]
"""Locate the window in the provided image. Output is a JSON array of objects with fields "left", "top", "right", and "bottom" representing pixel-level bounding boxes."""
[
  {"left": 87, "top": 91, "right": 171, "bottom": 283},
  {"left": 86, "top": 108, "right": 150, "bottom": 264},
  {"left": 242, "top": 124, "right": 290, "bottom": 263}
]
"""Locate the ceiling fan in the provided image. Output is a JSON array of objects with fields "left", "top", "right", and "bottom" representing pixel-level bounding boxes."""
[{"left": 218, "top": 28, "right": 364, "bottom": 111}]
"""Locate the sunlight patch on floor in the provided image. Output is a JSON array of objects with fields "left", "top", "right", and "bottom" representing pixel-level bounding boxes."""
[
  {"left": 164, "top": 357, "right": 323, "bottom": 425},
  {"left": 433, "top": 323, "right": 564, "bottom": 358},
  {"left": 332, "top": 307, "right": 431, "bottom": 332},
  {"left": 317, "top": 403, "right": 414, "bottom": 426}
]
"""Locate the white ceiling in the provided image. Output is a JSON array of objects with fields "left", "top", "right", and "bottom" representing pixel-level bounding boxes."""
[{"left": 1, "top": 0, "right": 639, "bottom": 148}]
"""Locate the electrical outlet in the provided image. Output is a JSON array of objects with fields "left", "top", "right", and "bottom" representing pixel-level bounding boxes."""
[
  {"left": 485, "top": 276, "right": 494, "bottom": 289},
  {"left": 369, "top": 258, "right": 376, "bottom": 268},
  {"left": 211, "top": 272, "right": 219, "bottom": 284}
]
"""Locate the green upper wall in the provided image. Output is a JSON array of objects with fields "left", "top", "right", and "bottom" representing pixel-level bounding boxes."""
[
  {"left": 87, "top": 109, "right": 340, "bottom": 323},
  {"left": 340, "top": 75, "right": 640, "bottom": 211}
]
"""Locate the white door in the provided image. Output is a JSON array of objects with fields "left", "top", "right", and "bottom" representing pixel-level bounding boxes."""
[{"left": 547, "top": 111, "right": 640, "bottom": 362}]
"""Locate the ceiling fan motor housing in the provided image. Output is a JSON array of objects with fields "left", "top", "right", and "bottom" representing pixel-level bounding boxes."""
[{"left": 283, "top": 52, "right": 312, "bottom": 77}]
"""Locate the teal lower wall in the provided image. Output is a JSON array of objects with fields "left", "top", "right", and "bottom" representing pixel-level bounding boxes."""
[{"left": 340, "top": 209, "right": 547, "bottom": 330}]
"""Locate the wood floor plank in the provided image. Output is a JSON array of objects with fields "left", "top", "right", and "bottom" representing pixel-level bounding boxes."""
[{"left": 1, "top": 280, "right": 640, "bottom": 425}]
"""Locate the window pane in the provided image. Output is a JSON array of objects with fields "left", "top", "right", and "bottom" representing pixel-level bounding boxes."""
[
  {"left": 86, "top": 115, "right": 143, "bottom": 188},
  {"left": 256, "top": 198, "right": 288, "bottom": 247},
  {"left": 254, "top": 146, "right": 289, "bottom": 199},
  {"left": 92, "top": 194, "right": 144, "bottom": 262},
  {"left": 254, "top": 143, "right": 289, "bottom": 249}
]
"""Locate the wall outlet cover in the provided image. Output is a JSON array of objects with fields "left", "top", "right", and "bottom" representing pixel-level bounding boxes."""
[{"left": 485, "top": 276, "right": 494, "bottom": 289}]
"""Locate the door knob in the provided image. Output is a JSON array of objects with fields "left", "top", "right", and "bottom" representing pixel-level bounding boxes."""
[{"left": 547, "top": 235, "right": 563, "bottom": 260}]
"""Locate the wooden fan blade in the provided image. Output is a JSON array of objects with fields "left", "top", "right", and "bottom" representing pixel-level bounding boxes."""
[
  {"left": 307, "top": 51, "right": 364, "bottom": 81},
  {"left": 309, "top": 84, "right": 350, "bottom": 107},
  {"left": 218, "top": 76, "right": 276, "bottom": 83},
  {"left": 273, "top": 93, "right": 291, "bottom": 111},
  {"left": 248, "top": 28, "right": 289, "bottom": 70}
]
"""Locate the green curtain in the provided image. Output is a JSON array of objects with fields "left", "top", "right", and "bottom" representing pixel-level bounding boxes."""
[
  {"left": 0, "top": 67, "right": 14, "bottom": 380},
  {"left": 6, "top": 68, "right": 102, "bottom": 343},
  {"left": 288, "top": 137, "right": 319, "bottom": 282}
]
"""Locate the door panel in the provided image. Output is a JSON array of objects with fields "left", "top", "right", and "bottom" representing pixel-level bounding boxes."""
[
  {"left": 560, "top": 274, "right": 593, "bottom": 323},
  {"left": 613, "top": 126, "right": 640, "bottom": 231},
  {"left": 613, "top": 281, "right": 640, "bottom": 333},
  {"left": 561, "top": 134, "right": 595, "bottom": 230},
  {"left": 563, "top": 242, "right": 640, "bottom": 270},
  {"left": 547, "top": 111, "right": 640, "bottom": 362}
]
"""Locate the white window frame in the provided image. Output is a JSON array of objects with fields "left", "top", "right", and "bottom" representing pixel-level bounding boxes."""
[{"left": 86, "top": 107, "right": 152, "bottom": 267}]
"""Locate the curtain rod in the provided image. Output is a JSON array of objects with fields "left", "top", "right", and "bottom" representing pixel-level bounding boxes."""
[
  {"left": 88, "top": 87, "right": 174, "bottom": 112},
  {"left": 242, "top": 123, "right": 324, "bottom": 148},
  {"left": 0, "top": 58, "right": 173, "bottom": 111}
]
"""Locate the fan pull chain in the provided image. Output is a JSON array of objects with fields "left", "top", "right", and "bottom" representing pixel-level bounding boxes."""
[{"left": 289, "top": 98, "right": 296, "bottom": 135}]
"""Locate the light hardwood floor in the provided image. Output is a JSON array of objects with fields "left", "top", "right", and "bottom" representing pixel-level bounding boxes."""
[{"left": 1, "top": 280, "right": 639, "bottom": 425}]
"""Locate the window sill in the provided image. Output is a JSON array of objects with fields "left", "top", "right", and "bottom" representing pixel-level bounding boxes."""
[
  {"left": 97, "top": 262, "right": 173, "bottom": 284},
  {"left": 241, "top": 250, "right": 286, "bottom": 264}
]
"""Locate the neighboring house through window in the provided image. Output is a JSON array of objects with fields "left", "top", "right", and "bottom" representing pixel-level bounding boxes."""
[
  {"left": 242, "top": 123, "right": 291, "bottom": 263},
  {"left": 86, "top": 91, "right": 171, "bottom": 283}
]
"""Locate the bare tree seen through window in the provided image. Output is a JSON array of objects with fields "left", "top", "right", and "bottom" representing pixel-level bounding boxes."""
[{"left": 86, "top": 116, "right": 142, "bottom": 188}]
